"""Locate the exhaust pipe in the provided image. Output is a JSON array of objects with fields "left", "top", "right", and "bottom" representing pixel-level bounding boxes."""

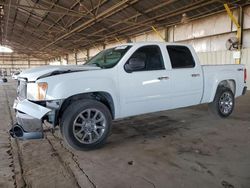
[{"left": 9, "top": 124, "right": 43, "bottom": 140}]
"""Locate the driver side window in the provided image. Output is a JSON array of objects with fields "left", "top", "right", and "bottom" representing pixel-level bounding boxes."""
[{"left": 125, "top": 45, "right": 165, "bottom": 72}]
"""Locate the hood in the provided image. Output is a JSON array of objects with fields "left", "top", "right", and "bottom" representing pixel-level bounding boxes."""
[{"left": 19, "top": 65, "right": 101, "bottom": 82}]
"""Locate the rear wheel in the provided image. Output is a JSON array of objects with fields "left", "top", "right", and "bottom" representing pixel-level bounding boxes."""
[
  {"left": 61, "top": 99, "right": 112, "bottom": 150},
  {"left": 209, "top": 87, "right": 234, "bottom": 118}
]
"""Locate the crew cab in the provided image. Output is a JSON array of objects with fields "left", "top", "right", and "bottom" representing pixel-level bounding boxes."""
[{"left": 10, "top": 42, "right": 247, "bottom": 150}]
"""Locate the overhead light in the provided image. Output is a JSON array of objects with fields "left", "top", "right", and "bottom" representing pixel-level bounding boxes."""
[{"left": 0, "top": 45, "right": 13, "bottom": 53}]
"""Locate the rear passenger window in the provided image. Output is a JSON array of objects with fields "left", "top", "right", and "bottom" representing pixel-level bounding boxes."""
[
  {"left": 167, "top": 46, "right": 195, "bottom": 68},
  {"left": 127, "top": 45, "right": 165, "bottom": 71}
]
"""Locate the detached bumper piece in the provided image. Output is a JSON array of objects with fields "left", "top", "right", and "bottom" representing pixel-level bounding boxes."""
[
  {"left": 10, "top": 99, "right": 53, "bottom": 140},
  {"left": 9, "top": 111, "right": 44, "bottom": 140}
]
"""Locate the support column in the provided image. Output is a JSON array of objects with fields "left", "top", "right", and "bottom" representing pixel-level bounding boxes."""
[
  {"left": 164, "top": 27, "right": 169, "bottom": 42},
  {"left": 28, "top": 56, "right": 30, "bottom": 68},
  {"left": 224, "top": 4, "right": 243, "bottom": 64},
  {"left": 75, "top": 52, "right": 78, "bottom": 65},
  {"left": 238, "top": 6, "right": 244, "bottom": 49},
  {"left": 66, "top": 54, "right": 69, "bottom": 65},
  {"left": 87, "top": 49, "right": 90, "bottom": 61}
]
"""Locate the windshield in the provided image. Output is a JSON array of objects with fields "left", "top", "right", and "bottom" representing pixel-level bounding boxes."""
[{"left": 85, "top": 45, "right": 131, "bottom": 69}]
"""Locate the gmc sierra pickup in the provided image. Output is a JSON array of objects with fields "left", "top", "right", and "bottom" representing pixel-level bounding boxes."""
[{"left": 10, "top": 42, "right": 247, "bottom": 150}]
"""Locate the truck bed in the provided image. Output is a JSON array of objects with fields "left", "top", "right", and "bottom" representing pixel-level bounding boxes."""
[{"left": 201, "top": 64, "right": 246, "bottom": 103}]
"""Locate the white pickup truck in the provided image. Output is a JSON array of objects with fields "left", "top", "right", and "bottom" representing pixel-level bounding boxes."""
[{"left": 10, "top": 42, "right": 247, "bottom": 150}]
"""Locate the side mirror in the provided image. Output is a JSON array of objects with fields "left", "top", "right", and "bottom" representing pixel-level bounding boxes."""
[{"left": 124, "top": 57, "right": 146, "bottom": 73}]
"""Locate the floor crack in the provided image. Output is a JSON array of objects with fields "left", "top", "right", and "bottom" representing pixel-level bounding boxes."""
[
  {"left": 3, "top": 85, "right": 27, "bottom": 188},
  {"left": 48, "top": 132, "right": 97, "bottom": 188},
  {"left": 45, "top": 136, "right": 81, "bottom": 188},
  {"left": 137, "top": 176, "right": 156, "bottom": 188}
]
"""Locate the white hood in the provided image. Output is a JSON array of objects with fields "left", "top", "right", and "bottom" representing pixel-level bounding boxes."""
[{"left": 19, "top": 65, "right": 100, "bottom": 82}]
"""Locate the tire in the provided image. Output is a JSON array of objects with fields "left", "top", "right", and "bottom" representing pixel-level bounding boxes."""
[
  {"left": 61, "top": 99, "right": 112, "bottom": 150},
  {"left": 208, "top": 87, "right": 234, "bottom": 118}
]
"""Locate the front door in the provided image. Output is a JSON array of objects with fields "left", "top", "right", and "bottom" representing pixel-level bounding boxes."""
[{"left": 119, "top": 45, "right": 172, "bottom": 118}]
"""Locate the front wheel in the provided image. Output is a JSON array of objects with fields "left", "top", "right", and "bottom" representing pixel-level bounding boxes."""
[
  {"left": 61, "top": 99, "right": 112, "bottom": 150},
  {"left": 209, "top": 87, "right": 235, "bottom": 118}
]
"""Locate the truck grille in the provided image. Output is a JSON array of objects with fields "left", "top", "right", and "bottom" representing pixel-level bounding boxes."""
[{"left": 17, "top": 79, "right": 27, "bottom": 100}]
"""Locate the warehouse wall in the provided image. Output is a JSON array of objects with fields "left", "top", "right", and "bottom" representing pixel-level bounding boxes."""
[{"left": 0, "top": 54, "right": 47, "bottom": 76}]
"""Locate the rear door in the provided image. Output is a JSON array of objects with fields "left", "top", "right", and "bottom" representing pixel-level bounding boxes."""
[{"left": 166, "top": 45, "right": 203, "bottom": 108}]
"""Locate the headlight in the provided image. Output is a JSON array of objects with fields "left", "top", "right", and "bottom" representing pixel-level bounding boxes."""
[
  {"left": 37, "top": 82, "right": 48, "bottom": 100},
  {"left": 27, "top": 82, "right": 48, "bottom": 100}
]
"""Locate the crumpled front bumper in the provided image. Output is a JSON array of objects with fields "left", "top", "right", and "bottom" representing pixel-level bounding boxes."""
[{"left": 10, "top": 99, "right": 52, "bottom": 139}]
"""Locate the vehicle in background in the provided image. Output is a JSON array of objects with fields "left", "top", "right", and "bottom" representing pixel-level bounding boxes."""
[
  {"left": 12, "top": 71, "right": 21, "bottom": 80},
  {"left": 10, "top": 42, "right": 247, "bottom": 150},
  {"left": 1, "top": 77, "right": 8, "bottom": 83}
]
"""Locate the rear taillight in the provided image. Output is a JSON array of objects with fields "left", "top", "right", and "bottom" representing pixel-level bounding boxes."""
[{"left": 244, "top": 68, "right": 247, "bottom": 83}]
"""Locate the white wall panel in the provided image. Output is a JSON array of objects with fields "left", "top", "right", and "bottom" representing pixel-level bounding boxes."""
[
  {"left": 198, "top": 48, "right": 250, "bottom": 89},
  {"left": 68, "top": 53, "right": 75, "bottom": 60},
  {"left": 192, "top": 13, "right": 231, "bottom": 38},
  {"left": 67, "top": 60, "right": 75, "bottom": 65},
  {"left": 77, "top": 50, "right": 87, "bottom": 59},
  {"left": 244, "top": 6, "right": 250, "bottom": 29},
  {"left": 192, "top": 37, "right": 211, "bottom": 52},
  {"left": 174, "top": 24, "right": 193, "bottom": 41},
  {"left": 89, "top": 46, "right": 102, "bottom": 57},
  {"left": 210, "top": 33, "right": 236, "bottom": 51},
  {"left": 197, "top": 50, "right": 235, "bottom": 65},
  {"left": 146, "top": 30, "right": 165, "bottom": 41},
  {"left": 192, "top": 17, "right": 214, "bottom": 38},
  {"left": 168, "top": 27, "right": 174, "bottom": 42},
  {"left": 243, "top": 30, "right": 250, "bottom": 48},
  {"left": 214, "top": 13, "right": 233, "bottom": 33},
  {"left": 135, "top": 34, "right": 147, "bottom": 42}
]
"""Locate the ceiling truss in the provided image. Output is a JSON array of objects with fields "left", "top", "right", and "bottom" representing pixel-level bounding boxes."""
[{"left": 0, "top": 0, "right": 248, "bottom": 60}]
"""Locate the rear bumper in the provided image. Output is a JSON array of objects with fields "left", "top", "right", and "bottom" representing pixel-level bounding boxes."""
[{"left": 242, "top": 86, "right": 247, "bottom": 95}]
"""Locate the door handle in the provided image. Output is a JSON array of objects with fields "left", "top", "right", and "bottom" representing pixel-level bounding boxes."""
[
  {"left": 191, "top": 73, "right": 200, "bottom": 77},
  {"left": 158, "top": 76, "right": 169, "bottom": 80}
]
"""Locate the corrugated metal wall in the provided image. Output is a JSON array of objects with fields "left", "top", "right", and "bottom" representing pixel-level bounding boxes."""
[
  {"left": 197, "top": 51, "right": 235, "bottom": 65},
  {"left": 197, "top": 49, "right": 250, "bottom": 88}
]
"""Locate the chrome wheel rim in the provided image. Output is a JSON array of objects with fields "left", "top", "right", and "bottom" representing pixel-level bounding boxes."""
[
  {"left": 73, "top": 109, "right": 106, "bottom": 144},
  {"left": 219, "top": 92, "right": 233, "bottom": 115}
]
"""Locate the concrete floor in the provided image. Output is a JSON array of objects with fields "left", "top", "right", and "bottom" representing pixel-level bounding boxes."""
[{"left": 0, "top": 80, "right": 250, "bottom": 188}]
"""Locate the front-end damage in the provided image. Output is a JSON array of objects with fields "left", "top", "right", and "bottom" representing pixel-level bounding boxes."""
[
  {"left": 9, "top": 65, "right": 100, "bottom": 140},
  {"left": 10, "top": 99, "right": 61, "bottom": 140}
]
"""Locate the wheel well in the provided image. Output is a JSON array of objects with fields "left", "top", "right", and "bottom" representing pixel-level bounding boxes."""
[
  {"left": 57, "top": 92, "right": 115, "bottom": 124},
  {"left": 217, "top": 80, "right": 236, "bottom": 94}
]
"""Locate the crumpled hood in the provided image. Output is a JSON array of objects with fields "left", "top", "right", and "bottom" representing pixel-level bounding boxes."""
[{"left": 19, "top": 65, "right": 100, "bottom": 82}]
